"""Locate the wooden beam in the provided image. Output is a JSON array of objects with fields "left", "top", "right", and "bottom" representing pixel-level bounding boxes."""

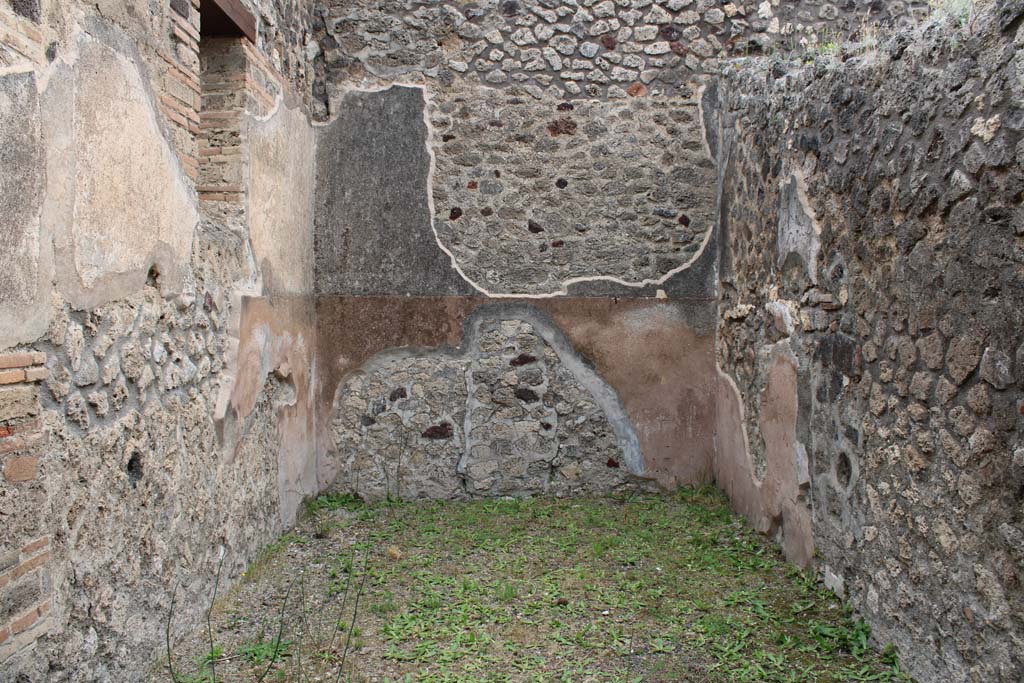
[{"left": 200, "top": 0, "right": 257, "bottom": 43}]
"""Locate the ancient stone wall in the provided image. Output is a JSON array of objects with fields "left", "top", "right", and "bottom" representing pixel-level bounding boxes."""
[
  {"left": 430, "top": 88, "right": 716, "bottom": 294},
  {"left": 311, "top": 79, "right": 719, "bottom": 498},
  {"left": 4, "top": 0, "right": 1019, "bottom": 680},
  {"left": 713, "top": 5, "right": 1024, "bottom": 680},
  {"left": 312, "top": 0, "right": 932, "bottom": 112},
  {"left": 0, "top": 0, "right": 319, "bottom": 680},
  {"left": 329, "top": 310, "right": 647, "bottom": 501},
  {"left": 308, "top": 0, "right": 950, "bottom": 532},
  {"left": 312, "top": 0, "right": 930, "bottom": 297},
  {"left": 308, "top": 3, "right": 727, "bottom": 498}
]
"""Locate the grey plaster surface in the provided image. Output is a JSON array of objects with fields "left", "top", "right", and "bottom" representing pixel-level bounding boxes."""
[{"left": 314, "top": 85, "right": 475, "bottom": 296}]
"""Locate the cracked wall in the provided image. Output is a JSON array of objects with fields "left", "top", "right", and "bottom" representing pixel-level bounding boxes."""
[
  {"left": 3, "top": 1, "right": 1017, "bottom": 681},
  {"left": 311, "top": 0, "right": 928, "bottom": 297},
  {"left": 312, "top": 78, "right": 720, "bottom": 497}
]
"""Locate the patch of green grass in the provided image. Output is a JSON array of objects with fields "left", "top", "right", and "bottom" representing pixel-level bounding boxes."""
[
  {"left": 198, "top": 644, "right": 224, "bottom": 668},
  {"left": 306, "top": 492, "right": 363, "bottom": 514},
  {"left": 165, "top": 489, "right": 915, "bottom": 683},
  {"left": 239, "top": 638, "right": 293, "bottom": 665}
]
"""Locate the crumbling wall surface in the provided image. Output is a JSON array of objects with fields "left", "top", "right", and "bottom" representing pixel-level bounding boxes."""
[
  {"left": 0, "top": 2, "right": 320, "bottom": 680},
  {"left": 431, "top": 87, "right": 715, "bottom": 294},
  {"left": 328, "top": 308, "right": 648, "bottom": 501},
  {"left": 43, "top": 26, "right": 199, "bottom": 310},
  {"left": 312, "top": 0, "right": 931, "bottom": 113},
  {"left": 0, "top": 67, "right": 48, "bottom": 351},
  {"left": 313, "top": 79, "right": 720, "bottom": 494},
  {"left": 714, "top": 7, "right": 1024, "bottom": 681},
  {"left": 315, "top": 80, "right": 716, "bottom": 298},
  {"left": 312, "top": 0, "right": 924, "bottom": 298},
  {"left": 316, "top": 295, "right": 719, "bottom": 494},
  {"left": 0, "top": 0, "right": 316, "bottom": 187}
]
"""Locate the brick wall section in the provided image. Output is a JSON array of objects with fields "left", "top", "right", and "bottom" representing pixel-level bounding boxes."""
[
  {"left": 0, "top": 537, "right": 52, "bottom": 662},
  {"left": 242, "top": 39, "right": 282, "bottom": 117},
  {"left": 160, "top": 0, "right": 202, "bottom": 181},
  {"left": 0, "top": 3, "right": 44, "bottom": 67},
  {"left": 0, "top": 351, "right": 50, "bottom": 666},
  {"left": 198, "top": 35, "right": 285, "bottom": 205},
  {"left": 200, "top": 37, "right": 249, "bottom": 204}
]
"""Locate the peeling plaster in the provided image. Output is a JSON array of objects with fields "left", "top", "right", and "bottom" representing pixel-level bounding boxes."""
[{"left": 777, "top": 169, "right": 821, "bottom": 284}]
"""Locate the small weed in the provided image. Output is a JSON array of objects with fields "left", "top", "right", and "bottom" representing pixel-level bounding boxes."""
[
  {"left": 197, "top": 644, "right": 224, "bottom": 668},
  {"left": 369, "top": 591, "right": 397, "bottom": 616},
  {"left": 238, "top": 638, "right": 293, "bottom": 665},
  {"left": 494, "top": 580, "right": 518, "bottom": 603},
  {"left": 306, "top": 492, "right": 363, "bottom": 514}
]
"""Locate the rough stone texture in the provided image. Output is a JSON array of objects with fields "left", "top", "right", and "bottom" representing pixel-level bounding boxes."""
[
  {"left": 714, "top": 8, "right": 1024, "bottom": 682},
  {"left": 314, "top": 85, "right": 475, "bottom": 296},
  {"left": 329, "top": 312, "right": 647, "bottom": 500},
  {"left": 313, "top": 0, "right": 932, "bottom": 113},
  {"left": 315, "top": 297, "right": 718, "bottom": 492},
  {"left": 22, "top": 282, "right": 316, "bottom": 682},
  {"left": 431, "top": 88, "right": 715, "bottom": 294},
  {"left": 0, "top": 1, "right": 321, "bottom": 679},
  {"left": 4, "top": 1, "right": 1019, "bottom": 681},
  {"left": 9, "top": 0, "right": 40, "bottom": 23}
]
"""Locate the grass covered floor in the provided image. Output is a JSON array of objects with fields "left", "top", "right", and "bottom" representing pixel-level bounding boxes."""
[{"left": 159, "top": 489, "right": 913, "bottom": 683}]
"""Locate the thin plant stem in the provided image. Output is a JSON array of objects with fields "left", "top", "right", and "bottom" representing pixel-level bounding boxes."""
[
  {"left": 255, "top": 578, "right": 295, "bottom": 683},
  {"left": 335, "top": 545, "right": 371, "bottom": 683},
  {"left": 326, "top": 538, "right": 360, "bottom": 654},
  {"left": 166, "top": 581, "right": 180, "bottom": 683},
  {"left": 207, "top": 551, "right": 226, "bottom": 683},
  {"left": 296, "top": 571, "right": 310, "bottom": 683}
]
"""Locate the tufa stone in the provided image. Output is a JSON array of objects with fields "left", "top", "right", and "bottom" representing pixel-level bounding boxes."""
[
  {"left": 979, "top": 347, "right": 1014, "bottom": 390},
  {"left": 946, "top": 335, "right": 984, "bottom": 385}
]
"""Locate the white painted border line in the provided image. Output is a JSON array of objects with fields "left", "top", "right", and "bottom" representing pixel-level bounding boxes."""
[{"left": 317, "top": 82, "right": 716, "bottom": 299}]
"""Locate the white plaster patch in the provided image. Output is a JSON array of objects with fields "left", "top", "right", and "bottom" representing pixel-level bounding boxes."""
[
  {"left": 71, "top": 37, "right": 197, "bottom": 291},
  {"left": 41, "top": 31, "right": 198, "bottom": 309},
  {"left": 777, "top": 169, "right": 821, "bottom": 284},
  {"left": 249, "top": 103, "right": 316, "bottom": 295}
]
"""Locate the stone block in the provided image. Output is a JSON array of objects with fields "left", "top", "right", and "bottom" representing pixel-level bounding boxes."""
[
  {"left": 979, "top": 347, "right": 1014, "bottom": 390},
  {"left": 946, "top": 335, "right": 984, "bottom": 385},
  {"left": 0, "top": 386, "right": 38, "bottom": 423}
]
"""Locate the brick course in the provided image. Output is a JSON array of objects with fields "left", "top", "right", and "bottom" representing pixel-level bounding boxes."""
[
  {"left": 0, "top": 536, "right": 51, "bottom": 662},
  {"left": 2, "top": 455, "right": 38, "bottom": 483}
]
